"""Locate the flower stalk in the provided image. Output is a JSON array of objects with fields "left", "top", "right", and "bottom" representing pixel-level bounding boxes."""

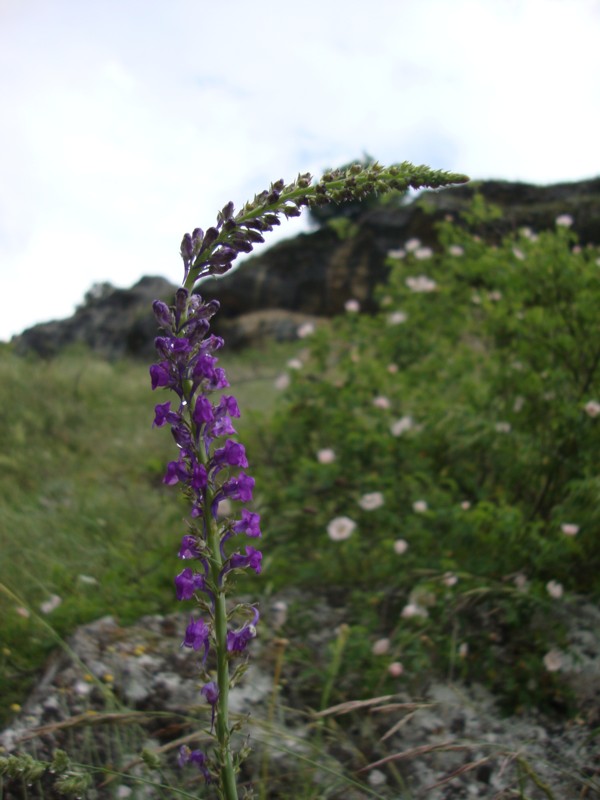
[{"left": 151, "top": 160, "right": 467, "bottom": 797}]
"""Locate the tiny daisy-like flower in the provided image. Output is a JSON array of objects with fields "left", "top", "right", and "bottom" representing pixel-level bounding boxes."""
[
  {"left": 584, "top": 400, "right": 600, "bottom": 418},
  {"left": 448, "top": 244, "right": 464, "bottom": 256},
  {"left": 512, "top": 247, "right": 525, "bottom": 261},
  {"left": 406, "top": 275, "right": 437, "bottom": 292},
  {"left": 393, "top": 539, "right": 409, "bottom": 555},
  {"left": 373, "top": 396, "right": 391, "bottom": 410},
  {"left": 388, "top": 310, "right": 408, "bottom": 325},
  {"left": 358, "top": 492, "right": 384, "bottom": 511},
  {"left": 543, "top": 649, "right": 563, "bottom": 672},
  {"left": 372, "top": 637, "right": 390, "bottom": 655},
  {"left": 388, "top": 661, "right": 404, "bottom": 677},
  {"left": 287, "top": 358, "right": 302, "bottom": 370},
  {"left": 297, "top": 322, "right": 315, "bottom": 338},
  {"left": 401, "top": 603, "right": 428, "bottom": 619},
  {"left": 546, "top": 580, "right": 563, "bottom": 599},
  {"left": 274, "top": 373, "right": 290, "bottom": 390},
  {"left": 414, "top": 246, "right": 433, "bottom": 260},
  {"left": 344, "top": 299, "right": 360, "bottom": 313},
  {"left": 327, "top": 516, "right": 356, "bottom": 541},
  {"left": 390, "top": 416, "right": 414, "bottom": 436},
  {"left": 405, "top": 238, "right": 421, "bottom": 252},
  {"left": 387, "top": 248, "right": 406, "bottom": 259},
  {"left": 40, "top": 594, "right": 62, "bottom": 614},
  {"left": 460, "top": 501, "right": 471, "bottom": 510},
  {"left": 317, "top": 448, "right": 336, "bottom": 464},
  {"left": 555, "top": 214, "right": 573, "bottom": 227},
  {"left": 413, "top": 500, "right": 428, "bottom": 513},
  {"left": 561, "top": 523, "right": 579, "bottom": 536},
  {"left": 442, "top": 572, "right": 458, "bottom": 587}
]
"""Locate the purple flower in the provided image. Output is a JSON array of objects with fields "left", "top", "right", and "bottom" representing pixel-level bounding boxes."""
[
  {"left": 182, "top": 616, "right": 210, "bottom": 661},
  {"left": 220, "top": 472, "right": 255, "bottom": 503},
  {"left": 163, "top": 458, "right": 188, "bottom": 486},
  {"left": 150, "top": 362, "right": 172, "bottom": 390},
  {"left": 175, "top": 567, "right": 205, "bottom": 600},
  {"left": 229, "top": 546, "right": 262, "bottom": 575},
  {"left": 201, "top": 680, "right": 219, "bottom": 731},
  {"left": 233, "top": 509, "right": 262, "bottom": 538},
  {"left": 212, "top": 440, "right": 249, "bottom": 470},
  {"left": 178, "top": 534, "right": 201, "bottom": 559},
  {"left": 227, "top": 608, "right": 260, "bottom": 654},
  {"left": 178, "top": 746, "right": 211, "bottom": 782},
  {"left": 193, "top": 396, "right": 214, "bottom": 425}
]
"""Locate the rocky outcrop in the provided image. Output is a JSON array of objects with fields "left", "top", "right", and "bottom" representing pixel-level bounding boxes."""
[{"left": 13, "top": 178, "right": 600, "bottom": 357}]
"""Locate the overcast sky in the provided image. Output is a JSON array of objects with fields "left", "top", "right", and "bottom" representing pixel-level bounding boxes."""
[{"left": 1, "top": 0, "right": 599, "bottom": 341}]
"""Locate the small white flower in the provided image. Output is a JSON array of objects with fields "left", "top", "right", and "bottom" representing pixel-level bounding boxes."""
[
  {"left": 495, "top": 422, "right": 511, "bottom": 433},
  {"left": 373, "top": 396, "right": 391, "bottom": 410},
  {"left": 460, "top": 501, "right": 471, "bottom": 510},
  {"left": 555, "top": 214, "right": 573, "bottom": 228},
  {"left": 546, "top": 580, "right": 563, "bottom": 599},
  {"left": 471, "top": 293, "right": 482, "bottom": 304},
  {"left": 15, "top": 606, "right": 30, "bottom": 619},
  {"left": 448, "top": 244, "right": 464, "bottom": 256},
  {"left": 442, "top": 572, "right": 458, "bottom": 587},
  {"left": 543, "top": 649, "right": 563, "bottom": 672},
  {"left": 458, "top": 642, "right": 469, "bottom": 659},
  {"left": 327, "top": 516, "right": 356, "bottom": 542},
  {"left": 387, "top": 363, "right": 399, "bottom": 374},
  {"left": 406, "top": 275, "right": 437, "bottom": 293},
  {"left": 513, "top": 396, "right": 525, "bottom": 412},
  {"left": 405, "top": 238, "right": 421, "bottom": 252},
  {"left": 74, "top": 680, "right": 92, "bottom": 696},
  {"left": 40, "top": 594, "right": 62, "bottom": 615},
  {"left": 372, "top": 638, "right": 390, "bottom": 655},
  {"left": 393, "top": 539, "right": 409, "bottom": 555},
  {"left": 388, "top": 310, "right": 408, "bottom": 325},
  {"left": 270, "top": 600, "right": 288, "bottom": 629},
  {"left": 358, "top": 492, "right": 384, "bottom": 511},
  {"left": 274, "top": 373, "right": 290, "bottom": 390},
  {"left": 514, "top": 573, "right": 528, "bottom": 591},
  {"left": 512, "top": 247, "right": 526, "bottom": 261},
  {"left": 413, "top": 500, "right": 428, "bottom": 513},
  {"left": 414, "top": 246, "right": 433, "bottom": 260},
  {"left": 344, "top": 299, "right": 360, "bottom": 313},
  {"left": 317, "top": 448, "right": 336, "bottom": 464},
  {"left": 488, "top": 290, "right": 502, "bottom": 302},
  {"left": 387, "top": 248, "right": 406, "bottom": 259},
  {"left": 297, "top": 322, "right": 315, "bottom": 338},
  {"left": 390, "top": 416, "right": 414, "bottom": 436},
  {"left": 584, "top": 400, "right": 600, "bottom": 418},
  {"left": 388, "top": 661, "right": 404, "bottom": 677},
  {"left": 78, "top": 574, "right": 98, "bottom": 585},
  {"left": 368, "top": 769, "right": 388, "bottom": 788},
  {"left": 561, "top": 523, "right": 579, "bottom": 536},
  {"left": 401, "top": 603, "right": 428, "bottom": 619},
  {"left": 287, "top": 358, "right": 303, "bottom": 370}
]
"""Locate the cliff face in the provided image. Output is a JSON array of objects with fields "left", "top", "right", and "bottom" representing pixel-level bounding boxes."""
[{"left": 13, "top": 178, "right": 600, "bottom": 358}]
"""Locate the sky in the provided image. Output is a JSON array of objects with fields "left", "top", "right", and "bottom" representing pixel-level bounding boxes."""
[{"left": 1, "top": 0, "right": 600, "bottom": 341}]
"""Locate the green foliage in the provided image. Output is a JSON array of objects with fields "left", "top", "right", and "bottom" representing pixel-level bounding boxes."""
[{"left": 249, "top": 201, "right": 600, "bottom": 711}]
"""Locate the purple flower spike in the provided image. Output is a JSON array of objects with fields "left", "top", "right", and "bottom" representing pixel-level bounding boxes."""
[
  {"left": 193, "top": 395, "right": 214, "bottom": 425},
  {"left": 150, "top": 362, "right": 172, "bottom": 390},
  {"left": 212, "top": 440, "right": 249, "bottom": 470},
  {"left": 178, "top": 534, "right": 201, "bottom": 559},
  {"left": 230, "top": 546, "right": 262, "bottom": 575},
  {"left": 201, "top": 680, "right": 219, "bottom": 732}
]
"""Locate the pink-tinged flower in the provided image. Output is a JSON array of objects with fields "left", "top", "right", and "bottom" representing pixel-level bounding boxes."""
[
  {"left": 373, "top": 396, "right": 391, "bottom": 410},
  {"left": 372, "top": 637, "right": 390, "bottom": 655},
  {"left": 287, "top": 358, "right": 303, "bottom": 370},
  {"left": 387, "top": 363, "right": 399, "bottom": 374},
  {"left": 405, "top": 238, "right": 421, "bottom": 252},
  {"left": 401, "top": 603, "right": 428, "bottom": 619},
  {"left": 488, "top": 290, "right": 502, "bottom": 302},
  {"left": 297, "top": 322, "right": 315, "bottom": 338},
  {"left": 561, "top": 523, "right": 579, "bottom": 536},
  {"left": 458, "top": 642, "right": 469, "bottom": 659},
  {"left": 388, "top": 661, "right": 404, "bottom": 677},
  {"left": 15, "top": 606, "right": 30, "bottom": 619},
  {"left": 358, "top": 492, "right": 384, "bottom": 511},
  {"left": 274, "top": 373, "right": 290, "bottom": 390},
  {"left": 344, "top": 299, "right": 360, "bottom": 313},
  {"left": 317, "top": 448, "right": 336, "bottom": 464},
  {"left": 442, "top": 572, "right": 458, "bottom": 587},
  {"left": 413, "top": 500, "right": 428, "bottom": 513},
  {"left": 448, "top": 244, "right": 464, "bottom": 256},
  {"left": 388, "top": 311, "right": 408, "bottom": 325},
  {"left": 327, "top": 516, "right": 356, "bottom": 541},
  {"left": 460, "top": 501, "right": 471, "bottom": 510},
  {"left": 414, "top": 246, "right": 433, "bottom": 260},
  {"left": 546, "top": 580, "right": 563, "bottom": 599},
  {"left": 406, "top": 275, "right": 437, "bottom": 292},
  {"left": 543, "top": 649, "right": 563, "bottom": 672},
  {"left": 40, "top": 594, "right": 62, "bottom": 614},
  {"left": 512, "top": 247, "right": 525, "bottom": 260},
  {"left": 393, "top": 539, "right": 409, "bottom": 555},
  {"left": 390, "top": 416, "right": 414, "bottom": 436},
  {"left": 387, "top": 248, "right": 406, "bottom": 259},
  {"left": 555, "top": 214, "right": 573, "bottom": 228},
  {"left": 584, "top": 400, "right": 600, "bottom": 418}
]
